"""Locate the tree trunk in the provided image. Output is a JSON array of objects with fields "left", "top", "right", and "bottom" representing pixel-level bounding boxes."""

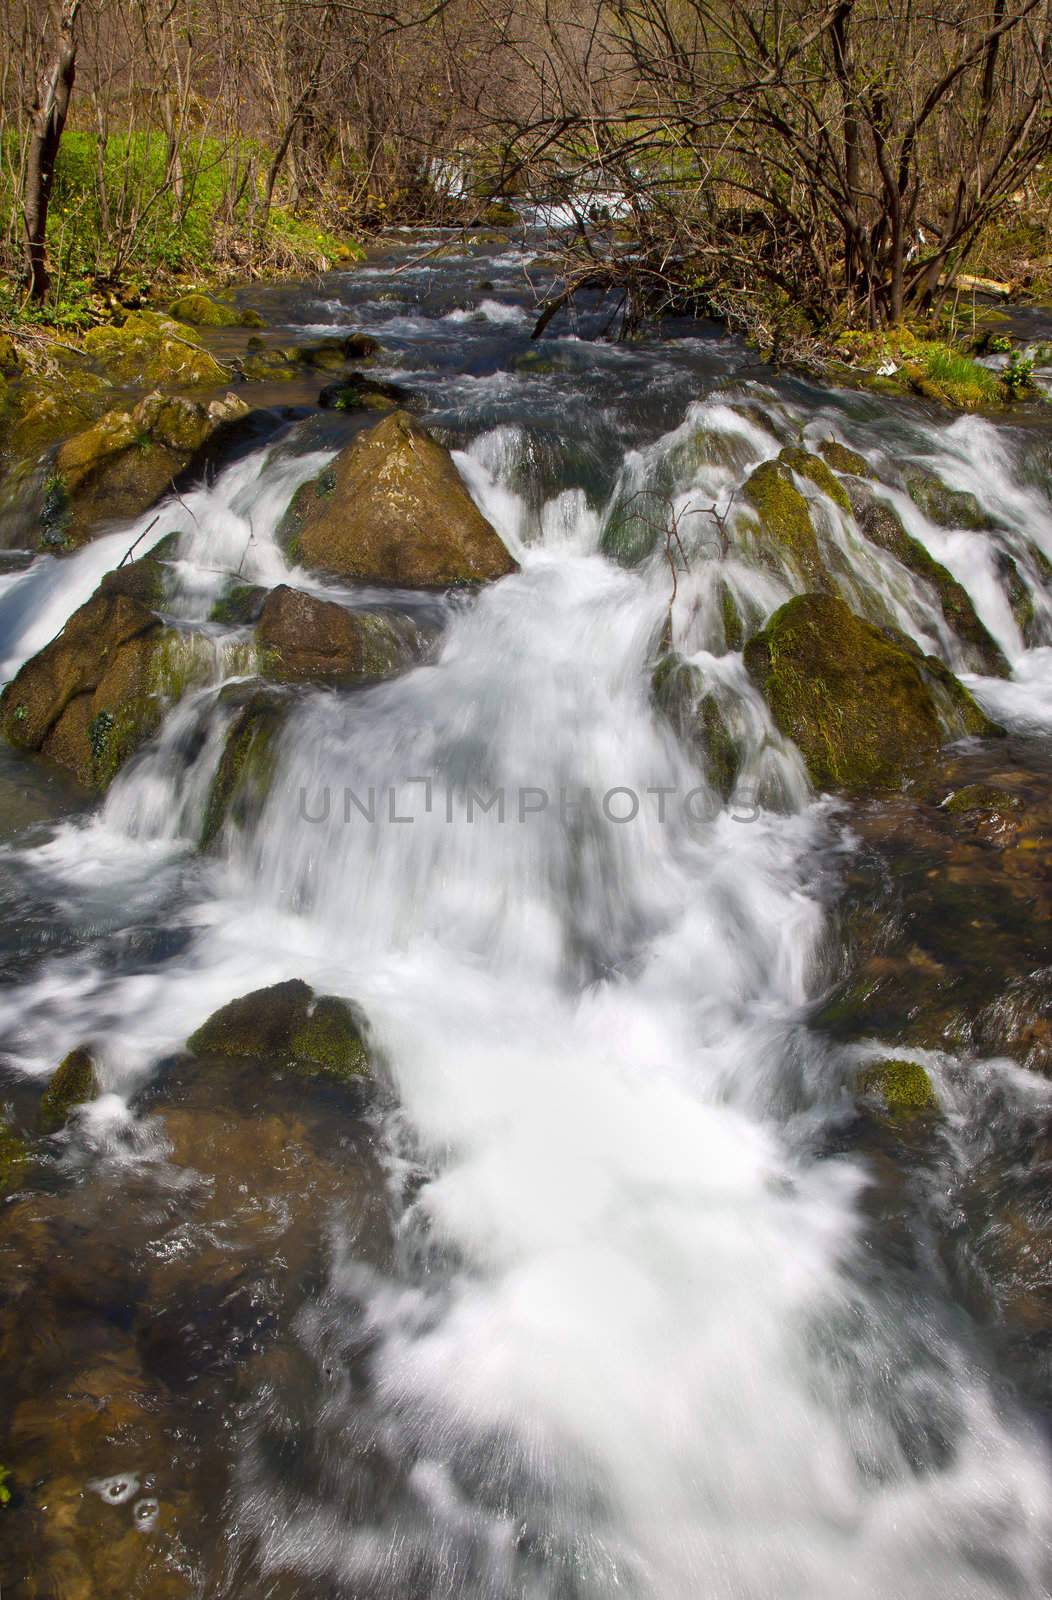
[{"left": 24, "top": 0, "right": 80, "bottom": 302}]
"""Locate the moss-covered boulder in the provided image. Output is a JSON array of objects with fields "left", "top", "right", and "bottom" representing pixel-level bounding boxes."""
[
  {"left": 168, "top": 292, "right": 264, "bottom": 329},
  {"left": 857, "top": 1058, "right": 937, "bottom": 1121},
  {"left": 848, "top": 484, "right": 1008, "bottom": 676},
  {"left": 280, "top": 411, "right": 518, "bottom": 587},
  {"left": 2, "top": 368, "right": 112, "bottom": 468},
  {"left": 902, "top": 467, "right": 995, "bottom": 531},
  {"left": 0, "top": 591, "right": 212, "bottom": 789},
  {"left": 818, "top": 440, "right": 872, "bottom": 478},
  {"left": 743, "top": 593, "right": 999, "bottom": 795},
  {"left": 187, "top": 980, "right": 369, "bottom": 1083},
  {"left": 200, "top": 687, "right": 285, "bottom": 849},
  {"left": 38, "top": 1047, "right": 99, "bottom": 1134},
  {"left": 81, "top": 311, "right": 227, "bottom": 387},
  {"left": 46, "top": 390, "right": 251, "bottom": 550},
  {"left": 736, "top": 458, "right": 828, "bottom": 589},
  {"left": 255, "top": 585, "right": 423, "bottom": 684}
]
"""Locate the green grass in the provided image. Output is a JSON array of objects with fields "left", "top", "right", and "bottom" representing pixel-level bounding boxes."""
[
  {"left": 918, "top": 343, "right": 1003, "bottom": 402},
  {"left": 0, "top": 129, "right": 359, "bottom": 328}
]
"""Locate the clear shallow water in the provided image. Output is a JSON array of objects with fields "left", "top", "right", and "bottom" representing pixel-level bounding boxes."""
[{"left": 2, "top": 236, "right": 1052, "bottom": 1597}]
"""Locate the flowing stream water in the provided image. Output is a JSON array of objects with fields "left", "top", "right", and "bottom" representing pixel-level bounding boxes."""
[{"left": 2, "top": 233, "right": 1052, "bottom": 1598}]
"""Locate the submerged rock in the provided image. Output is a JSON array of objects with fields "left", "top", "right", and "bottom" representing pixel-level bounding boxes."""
[
  {"left": 45, "top": 391, "right": 251, "bottom": 550},
  {"left": 743, "top": 593, "right": 1001, "bottom": 795},
  {"left": 280, "top": 410, "right": 517, "bottom": 587},
  {"left": 848, "top": 484, "right": 1008, "bottom": 676},
  {"left": 778, "top": 445, "right": 852, "bottom": 512},
  {"left": 187, "top": 980, "right": 369, "bottom": 1083},
  {"left": 38, "top": 1048, "right": 99, "bottom": 1134},
  {"left": 0, "top": 1116, "right": 29, "bottom": 1196},
  {"left": 207, "top": 582, "right": 267, "bottom": 626},
  {"left": 255, "top": 585, "right": 424, "bottom": 683}
]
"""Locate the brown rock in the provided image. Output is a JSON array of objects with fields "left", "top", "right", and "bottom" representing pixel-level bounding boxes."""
[
  {"left": 255, "top": 584, "right": 423, "bottom": 682},
  {"left": 281, "top": 410, "right": 517, "bottom": 587}
]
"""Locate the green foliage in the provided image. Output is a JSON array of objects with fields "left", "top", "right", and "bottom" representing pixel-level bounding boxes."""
[
  {"left": 0, "top": 129, "right": 360, "bottom": 326},
  {"left": 1002, "top": 350, "right": 1036, "bottom": 394}
]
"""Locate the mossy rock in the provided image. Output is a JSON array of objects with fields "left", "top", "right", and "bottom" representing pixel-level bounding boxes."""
[
  {"left": 719, "top": 580, "right": 745, "bottom": 651},
  {"left": 848, "top": 484, "right": 1008, "bottom": 676},
  {"left": 47, "top": 390, "right": 251, "bottom": 550},
  {"left": 200, "top": 688, "right": 286, "bottom": 849},
  {"left": 994, "top": 550, "right": 1039, "bottom": 645},
  {"left": 0, "top": 1117, "right": 29, "bottom": 1196},
  {"left": 98, "top": 553, "right": 170, "bottom": 610},
  {"left": 3, "top": 369, "right": 112, "bottom": 465},
  {"left": 943, "top": 782, "right": 1021, "bottom": 818},
  {"left": 920, "top": 654, "right": 1004, "bottom": 740},
  {"left": 187, "top": 980, "right": 369, "bottom": 1084},
  {"left": 818, "top": 440, "right": 872, "bottom": 478},
  {"left": 169, "top": 292, "right": 262, "bottom": 329},
  {"left": 81, "top": 311, "right": 227, "bottom": 388},
  {"left": 902, "top": 467, "right": 995, "bottom": 531},
  {"left": 653, "top": 654, "right": 740, "bottom": 800},
  {"left": 294, "top": 333, "right": 380, "bottom": 370},
  {"left": 255, "top": 585, "right": 423, "bottom": 683},
  {"left": 737, "top": 458, "right": 828, "bottom": 589},
  {"left": 778, "top": 446, "right": 851, "bottom": 512},
  {"left": 857, "top": 1058, "right": 937, "bottom": 1120},
  {"left": 0, "top": 590, "right": 215, "bottom": 789},
  {"left": 318, "top": 374, "right": 418, "bottom": 413},
  {"left": 282, "top": 411, "right": 517, "bottom": 587},
  {"left": 38, "top": 1047, "right": 99, "bottom": 1134},
  {"left": 208, "top": 583, "right": 267, "bottom": 626},
  {"left": 480, "top": 202, "right": 519, "bottom": 226},
  {"left": 241, "top": 350, "right": 301, "bottom": 382},
  {"left": 744, "top": 593, "right": 946, "bottom": 793}
]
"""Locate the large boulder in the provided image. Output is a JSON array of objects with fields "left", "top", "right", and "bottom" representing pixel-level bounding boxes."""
[
  {"left": 187, "top": 979, "right": 370, "bottom": 1084},
  {"left": 45, "top": 390, "right": 251, "bottom": 549},
  {"left": 0, "top": 590, "right": 212, "bottom": 789},
  {"left": 255, "top": 585, "right": 424, "bottom": 683},
  {"left": 80, "top": 311, "right": 227, "bottom": 387},
  {"left": 848, "top": 484, "right": 1008, "bottom": 675},
  {"left": 744, "top": 593, "right": 1001, "bottom": 794},
  {"left": 279, "top": 411, "right": 518, "bottom": 586},
  {"left": 902, "top": 465, "right": 995, "bottom": 531}
]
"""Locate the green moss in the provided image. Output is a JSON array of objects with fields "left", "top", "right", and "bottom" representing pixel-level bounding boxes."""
[
  {"left": 743, "top": 593, "right": 944, "bottom": 793},
  {"left": 848, "top": 487, "right": 1008, "bottom": 676},
  {"left": 0, "top": 1464, "right": 11, "bottom": 1506},
  {"left": 921, "top": 655, "right": 1005, "bottom": 739},
  {"left": 289, "top": 997, "right": 369, "bottom": 1083},
  {"left": 188, "top": 980, "right": 370, "bottom": 1082},
  {"left": 40, "top": 471, "right": 71, "bottom": 547},
  {"left": 943, "top": 782, "right": 1020, "bottom": 816},
  {"left": 200, "top": 691, "right": 284, "bottom": 849},
  {"left": 719, "top": 581, "right": 744, "bottom": 651},
  {"left": 818, "top": 441, "right": 871, "bottom": 478},
  {"left": 653, "top": 653, "right": 740, "bottom": 798},
  {"left": 778, "top": 446, "right": 852, "bottom": 512},
  {"left": 858, "top": 1057, "right": 937, "bottom": 1117},
  {"left": 168, "top": 292, "right": 245, "bottom": 327},
  {"left": 903, "top": 469, "right": 995, "bottom": 531},
  {"left": 208, "top": 584, "right": 266, "bottom": 626},
  {"left": 38, "top": 1046, "right": 99, "bottom": 1134},
  {"left": 739, "top": 459, "right": 826, "bottom": 588},
  {"left": 0, "top": 1118, "right": 29, "bottom": 1196}
]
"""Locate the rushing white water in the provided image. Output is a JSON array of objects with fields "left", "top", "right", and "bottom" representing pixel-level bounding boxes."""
[{"left": 3, "top": 272, "right": 1052, "bottom": 1597}]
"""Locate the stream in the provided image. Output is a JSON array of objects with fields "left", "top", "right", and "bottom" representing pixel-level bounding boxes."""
[{"left": 2, "top": 230, "right": 1052, "bottom": 1598}]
